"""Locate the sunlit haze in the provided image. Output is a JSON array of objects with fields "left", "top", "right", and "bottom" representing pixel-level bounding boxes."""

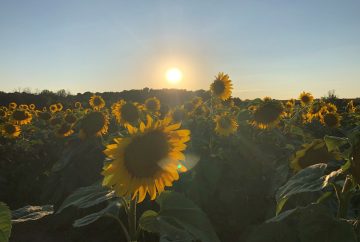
[{"left": 0, "top": 0, "right": 360, "bottom": 99}]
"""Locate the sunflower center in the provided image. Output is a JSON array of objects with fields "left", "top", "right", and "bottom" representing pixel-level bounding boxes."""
[
  {"left": 4, "top": 124, "right": 16, "bottom": 134},
  {"left": 146, "top": 100, "right": 159, "bottom": 111},
  {"left": 219, "top": 117, "right": 232, "bottom": 129},
  {"left": 254, "top": 103, "right": 283, "bottom": 124},
  {"left": 124, "top": 130, "right": 169, "bottom": 178},
  {"left": 212, "top": 80, "right": 225, "bottom": 95},
  {"left": 13, "top": 110, "right": 28, "bottom": 120},
  {"left": 121, "top": 103, "right": 139, "bottom": 123},
  {"left": 301, "top": 95, "right": 311, "bottom": 104},
  {"left": 93, "top": 97, "right": 103, "bottom": 106},
  {"left": 81, "top": 112, "right": 106, "bottom": 134}
]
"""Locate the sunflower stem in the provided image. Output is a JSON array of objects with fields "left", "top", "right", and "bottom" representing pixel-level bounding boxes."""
[{"left": 128, "top": 198, "right": 137, "bottom": 242}]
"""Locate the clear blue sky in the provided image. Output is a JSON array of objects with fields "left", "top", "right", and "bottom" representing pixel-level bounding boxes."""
[{"left": 0, "top": 0, "right": 359, "bottom": 99}]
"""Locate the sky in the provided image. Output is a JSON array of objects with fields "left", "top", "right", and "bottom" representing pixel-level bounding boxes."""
[{"left": 0, "top": 0, "right": 359, "bottom": 99}]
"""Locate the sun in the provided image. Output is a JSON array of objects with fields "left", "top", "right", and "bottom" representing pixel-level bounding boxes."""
[{"left": 166, "top": 68, "right": 182, "bottom": 84}]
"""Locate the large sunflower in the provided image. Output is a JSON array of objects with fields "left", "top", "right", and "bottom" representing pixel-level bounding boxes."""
[
  {"left": 1, "top": 123, "right": 21, "bottom": 138},
  {"left": 214, "top": 113, "right": 238, "bottom": 136},
  {"left": 11, "top": 109, "right": 32, "bottom": 125},
  {"left": 79, "top": 111, "right": 109, "bottom": 138},
  {"left": 89, "top": 95, "right": 106, "bottom": 110},
  {"left": 102, "top": 116, "right": 190, "bottom": 203},
  {"left": 299, "top": 91, "right": 314, "bottom": 106},
  {"left": 112, "top": 100, "right": 141, "bottom": 126},
  {"left": 251, "top": 99, "right": 284, "bottom": 129},
  {"left": 290, "top": 139, "right": 341, "bottom": 172},
  {"left": 210, "top": 72, "right": 232, "bottom": 101},
  {"left": 144, "top": 97, "right": 161, "bottom": 113}
]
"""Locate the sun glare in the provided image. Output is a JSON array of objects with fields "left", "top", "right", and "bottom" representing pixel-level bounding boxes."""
[{"left": 166, "top": 68, "right": 182, "bottom": 84}]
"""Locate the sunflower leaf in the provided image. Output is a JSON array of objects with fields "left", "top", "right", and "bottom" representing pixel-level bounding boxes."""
[
  {"left": 148, "top": 191, "right": 220, "bottom": 242},
  {"left": 57, "top": 182, "right": 115, "bottom": 214},
  {"left": 0, "top": 202, "right": 12, "bottom": 242},
  {"left": 73, "top": 200, "right": 121, "bottom": 227}
]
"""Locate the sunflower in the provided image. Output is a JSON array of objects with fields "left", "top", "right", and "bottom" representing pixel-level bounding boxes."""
[
  {"left": 19, "top": 104, "right": 29, "bottom": 110},
  {"left": 325, "top": 103, "right": 337, "bottom": 113},
  {"left": 56, "top": 123, "right": 74, "bottom": 138},
  {"left": 0, "top": 109, "right": 7, "bottom": 118},
  {"left": 304, "top": 101, "right": 324, "bottom": 122},
  {"left": 214, "top": 113, "right": 238, "bottom": 136},
  {"left": 11, "top": 109, "right": 32, "bottom": 125},
  {"left": 290, "top": 139, "right": 341, "bottom": 172},
  {"left": 89, "top": 95, "right": 105, "bottom": 110},
  {"left": 299, "top": 91, "right": 314, "bottom": 106},
  {"left": 210, "top": 72, "right": 232, "bottom": 101},
  {"left": 9, "top": 102, "right": 17, "bottom": 110},
  {"left": 79, "top": 111, "right": 109, "bottom": 138},
  {"left": 1, "top": 123, "right": 21, "bottom": 138},
  {"left": 74, "top": 102, "right": 82, "bottom": 109},
  {"left": 64, "top": 113, "right": 77, "bottom": 124},
  {"left": 320, "top": 112, "right": 341, "bottom": 128},
  {"left": 251, "top": 100, "right": 284, "bottom": 129},
  {"left": 144, "top": 97, "right": 161, "bottom": 113},
  {"left": 29, "top": 104, "right": 36, "bottom": 110},
  {"left": 263, "top": 96, "right": 272, "bottom": 102},
  {"left": 112, "top": 100, "right": 141, "bottom": 126},
  {"left": 346, "top": 100, "right": 356, "bottom": 113},
  {"left": 102, "top": 116, "right": 190, "bottom": 203},
  {"left": 38, "top": 111, "right": 52, "bottom": 121},
  {"left": 49, "top": 104, "right": 58, "bottom": 113},
  {"left": 56, "top": 103, "right": 63, "bottom": 111}
]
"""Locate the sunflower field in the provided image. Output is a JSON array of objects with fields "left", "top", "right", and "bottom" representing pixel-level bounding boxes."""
[{"left": 1, "top": 73, "right": 360, "bottom": 242}]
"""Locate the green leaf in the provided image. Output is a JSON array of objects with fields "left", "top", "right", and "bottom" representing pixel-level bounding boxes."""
[
  {"left": 324, "top": 135, "right": 349, "bottom": 152},
  {"left": 139, "top": 191, "right": 220, "bottom": 242},
  {"left": 0, "top": 202, "right": 11, "bottom": 242},
  {"left": 11, "top": 205, "right": 53, "bottom": 224},
  {"left": 276, "top": 163, "right": 327, "bottom": 214},
  {"left": 139, "top": 210, "right": 159, "bottom": 233},
  {"left": 247, "top": 204, "right": 357, "bottom": 242},
  {"left": 57, "top": 182, "right": 115, "bottom": 213},
  {"left": 73, "top": 201, "right": 121, "bottom": 227}
]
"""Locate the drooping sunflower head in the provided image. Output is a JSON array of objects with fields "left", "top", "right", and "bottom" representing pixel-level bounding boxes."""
[
  {"left": 112, "top": 100, "right": 141, "bottom": 126},
  {"left": 11, "top": 109, "right": 32, "bottom": 125},
  {"left": 79, "top": 111, "right": 109, "bottom": 138},
  {"left": 9, "top": 102, "right": 17, "bottom": 110},
  {"left": 251, "top": 100, "right": 284, "bottom": 129},
  {"left": 320, "top": 112, "right": 341, "bottom": 128},
  {"left": 290, "top": 139, "right": 341, "bottom": 172},
  {"left": 144, "top": 97, "right": 161, "bottom": 113},
  {"left": 210, "top": 72, "right": 233, "bottom": 101},
  {"left": 56, "top": 123, "right": 74, "bottom": 138},
  {"left": 89, "top": 95, "right": 106, "bottom": 110},
  {"left": 214, "top": 113, "right": 238, "bottom": 136},
  {"left": 299, "top": 91, "right": 314, "bottom": 106},
  {"left": 64, "top": 113, "right": 77, "bottom": 124},
  {"left": 102, "top": 116, "right": 190, "bottom": 203},
  {"left": 49, "top": 104, "right": 58, "bottom": 113},
  {"left": 38, "top": 111, "right": 52, "bottom": 121},
  {"left": 1, "top": 123, "right": 21, "bottom": 138}
]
